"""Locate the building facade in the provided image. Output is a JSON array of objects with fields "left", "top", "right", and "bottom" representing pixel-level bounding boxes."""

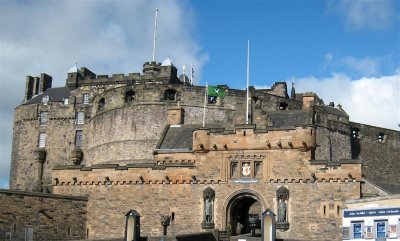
[{"left": 8, "top": 59, "right": 400, "bottom": 240}]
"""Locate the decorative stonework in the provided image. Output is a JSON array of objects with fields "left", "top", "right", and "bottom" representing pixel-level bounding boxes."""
[
  {"left": 202, "top": 187, "right": 215, "bottom": 229},
  {"left": 276, "top": 186, "right": 290, "bottom": 230}
]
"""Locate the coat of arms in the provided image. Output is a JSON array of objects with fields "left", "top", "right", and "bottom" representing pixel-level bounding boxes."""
[{"left": 242, "top": 162, "right": 251, "bottom": 176}]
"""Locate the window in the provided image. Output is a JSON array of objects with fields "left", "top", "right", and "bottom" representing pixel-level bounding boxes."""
[
  {"left": 164, "top": 89, "right": 177, "bottom": 101},
  {"left": 375, "top": 220, "right": 387, "bottom": 238},
  {"left": 75, "top": 130, "right": 83, "bottom": 147},
  {"left": 42, "top": 96, "right": 49, "bottom": 105},
  {"left": 351, "top": 221, "right": 363, "bottom": 239},
  {"left": 378, "top": 132, "right": 385, "bottom": 143},
  {"left": 255, "top": 162, "right": 262, "bottom": 177},
  {"left": 98, "top": 98, "right": 105, "bottom": 111},
  {"left": 125, "top": 90, "right": 135, "bottom": 103},
  {"left": 279, "top": 102, "right": 288, "bottom": 110},
  {"left": 63, "top": 98, "right": 69, "bottom": 105},
  {"left": 231, "top": 163, "right": 238, "bottom": 177},
  {"left": 38, "top": 133, "right": 46, "bottom": 148},
  {"left": 208, "top": 96, "right": 217, "bottom": 104},
  {"left": 76, "top": 112, "right": 85, "bottom": 125},
  {"left": 25, "top": 227, "right": 33, "bottom": 241},
  {"left": 352, "top": 128, "right": 360, "bottom": 138},
  {"left": 342, "top": 227, "right": 350, "bottom": 240},
  {"left": 83, "top": 93, "right": 89, "bottom": 105},
  {"left": 40, "top": 112, "right": 48, "bottom": 126}
]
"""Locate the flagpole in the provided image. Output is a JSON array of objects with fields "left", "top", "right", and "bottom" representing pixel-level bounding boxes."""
[
  {"left": 203, "top": 82, "right": 208, "bottom": 127},
  {"left": 152, "top": 9, "right": 159, "bottom": 62},
  {"left": 246, "top": 40, "right": 250, "bottom": 124},
  {"left": 190, "top": 62, "right": 193, "bottom": 85}
]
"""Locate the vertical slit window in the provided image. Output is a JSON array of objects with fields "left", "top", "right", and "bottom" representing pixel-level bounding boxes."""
[
  {"left": 83, "top": 93, "right": 89, "bottom": 105},
  {"left": 40, "top": 112, "right": 48, "bottom": 126},
  {"left": 38, "top": 133, "right": 46, "bottom": 148},
  {"left": 75, "top": 130, "right": 83, "bottom": 147},
  {"left": 76, "top": 112, "right": 85, "bottom": 125}
]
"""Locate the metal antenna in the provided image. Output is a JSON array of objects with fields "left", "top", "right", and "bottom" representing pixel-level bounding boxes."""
[{"left": 152, "top": 9, "right": 159, "bottom": 62}]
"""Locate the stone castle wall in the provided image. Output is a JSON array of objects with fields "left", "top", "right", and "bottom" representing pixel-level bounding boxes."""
[
  {"left": 0, "top": 189, "right": 87, "bottom": 241},
  {"left": 350, "top": 122, "right": 400, "bottom": 193},
  {"left": 53, "top": 179, "right": 360, "bottom": 241}
]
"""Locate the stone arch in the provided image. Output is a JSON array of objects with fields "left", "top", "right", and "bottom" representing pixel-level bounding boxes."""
[{"left": 222, "top": 189, "right": 266, "bottom": 232}]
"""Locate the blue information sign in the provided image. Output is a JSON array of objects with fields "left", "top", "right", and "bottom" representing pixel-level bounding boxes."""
[{"left": 344, "top": 208, "right": 400, "bottom": 218}]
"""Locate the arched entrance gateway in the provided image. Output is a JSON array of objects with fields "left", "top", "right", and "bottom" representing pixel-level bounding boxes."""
[{"left": 223, "top": 190, "right": 266, "bottom": 236}]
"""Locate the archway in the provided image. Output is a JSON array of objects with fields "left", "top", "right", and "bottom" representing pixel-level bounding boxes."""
[{"left": 223, "top": 190, "right": 266, "bottom": 235}]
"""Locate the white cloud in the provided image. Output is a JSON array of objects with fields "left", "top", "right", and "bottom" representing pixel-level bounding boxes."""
[
  {"left": 328, "top": 0, "right": 397, "bottom": 30},
  {"left": 340, "top": 56, "right": 381, "bottom": 76},
  {"left": 0, "top": 0, "right": 207, "bottom": 188},
  {"left": 293, "top": 73, "right": 400, "bottom": 131}
]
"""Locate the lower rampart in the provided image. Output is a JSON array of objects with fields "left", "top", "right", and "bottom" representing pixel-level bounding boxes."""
[{"left": 0, "top": 189, "right": 87, "bottom": 241}]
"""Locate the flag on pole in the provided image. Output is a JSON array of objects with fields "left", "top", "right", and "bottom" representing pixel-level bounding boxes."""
[{"left": 207, "top": 85, "right": 225, "bottom": 97}]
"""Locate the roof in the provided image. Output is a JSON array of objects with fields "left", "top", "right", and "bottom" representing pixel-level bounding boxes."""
[
  {"left": 266, "top": 110, "right": 311, "bottom": 127},
  {"left": 158, "top": 124, "right": 227, "bottom": 150},
  {"left": 23, "top": 87, "right": 71, "bottom": 105}
]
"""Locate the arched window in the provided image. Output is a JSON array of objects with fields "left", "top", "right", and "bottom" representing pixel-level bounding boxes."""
[
  {"left": 164, "top": 89, "right": 177, "bottom": 101},
  {"left": 279, "top": 102, "right": 288, "bottom": 110},
  {"left": 125, "top": 90, "right": 135, "bottom": 103},
  {"left": 98, "top": 98, "right": 105, "bottom": 111},
  {"left": 378, "top": 132, "right": 385, "bottom": 143}
]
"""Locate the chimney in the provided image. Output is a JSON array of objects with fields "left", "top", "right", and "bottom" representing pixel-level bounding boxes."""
[
  {"left": 302, "top": 93, "right": 315, "bottom": 109},
  {"left": 39, "top": 73, "right": 52, "bottom": 94},
  {"left": 167, "top": 106, "right": 184, "bottom": 125},
  {"left": 24, "top": 76, "right": 35, "bottom": 101}
]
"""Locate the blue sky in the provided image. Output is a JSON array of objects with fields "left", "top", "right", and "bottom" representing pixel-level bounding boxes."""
[{"left": 0, "top": 0, "right": 399, "bottom": 189}]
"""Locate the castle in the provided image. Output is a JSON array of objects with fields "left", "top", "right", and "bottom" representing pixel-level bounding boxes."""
[{"left": 4, "top": 58, "right": 400, "bottom": 241}]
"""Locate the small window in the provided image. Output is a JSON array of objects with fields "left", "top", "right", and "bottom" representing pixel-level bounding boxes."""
[
  {"left": 38, "top": 133, "right": 46, "bottom": 148},
  {"left": 351, "top": 221, "right": 363, "bottom": 239},
  {"left": 75, "top": 130, "right": 83, "bottom": 147},
  {"left": 378, "top": 132, "right": 385, "bottom": 143},
  {"left": 76, "top": 112, "right": 85, "bottom": 125},
  {"left": 42, "top": 96, "right": 50, "bottom": 105},
  {"left": 208, "top": 96, "right": 217, "bottom": 104},
  {"left": 342, "top": 227, "right": 350, "bottom": 240},
  {"left": 40, "top": 112, "right": 48, "bottom": 126},
  {"left": 63, "top": 98, "right": 69, "bottom": 105},
  {"left": 375, "top": 220, "right": 387, "bottom": 238},
  {"left": 98, "top": 98, "right": 105, "bottom": 111},
  {"left": 125, "top": 90, "right": 135, "bottom": 103},
  {"left": 352, "top": 128, "right": 360, "bottom": 138},
  {"left": 83, "top": 93, "right": 89, "bottom": 105},
  {"left": 25, "top": 227, "right": 33, "bottom": 241},
  {"left": 279, "top": 102, "right": 288, "bottom": 110},
  {"left": 164, "top": 89, "right": 177, "bottom": 101}
]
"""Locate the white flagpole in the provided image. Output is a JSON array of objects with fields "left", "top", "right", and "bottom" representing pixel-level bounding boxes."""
[
  {"left": 246, "top": 40, "right": 250, "bottom": 124},
  {"left": 152, "top": 9, "right": 159, "bottom": 62},
  {"left": 203, "top": 82, "right": 208, "bottom": 127}
]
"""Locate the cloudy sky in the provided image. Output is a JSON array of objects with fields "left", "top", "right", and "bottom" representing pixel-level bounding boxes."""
[{"left": 0, "top": 0, "right": 399, "bottom": 188}]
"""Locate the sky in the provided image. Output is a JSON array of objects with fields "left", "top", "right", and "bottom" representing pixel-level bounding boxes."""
[{"left": 0, "top": 0, "right": 399, "bottom": 189}]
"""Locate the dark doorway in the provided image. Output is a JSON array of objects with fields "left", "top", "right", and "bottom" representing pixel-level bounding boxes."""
[{"left": 228, "top": 196, "right": 261, "bottom": 235}]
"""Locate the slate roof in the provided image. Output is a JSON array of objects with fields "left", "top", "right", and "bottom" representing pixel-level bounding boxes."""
[
  {"left": 24, "top": 87, "right": 70, "bottom": 105},
  {"left": 266, "top": 110, "right": 311, "bottom": 127},
  {"left": 158, "top": 124, "right": 227, "bottom": 150}
]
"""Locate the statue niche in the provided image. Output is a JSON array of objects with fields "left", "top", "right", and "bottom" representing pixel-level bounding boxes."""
[
  {"left": 276, "top": 186, "right": 289, "bottom": 230},
  {"left": 201, "top": 187, "right": 215, "bottom": 229}
]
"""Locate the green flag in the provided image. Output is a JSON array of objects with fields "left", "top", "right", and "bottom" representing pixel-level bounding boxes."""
[{"left": 208, "top": 85, "right": 225, "bottom": 97}]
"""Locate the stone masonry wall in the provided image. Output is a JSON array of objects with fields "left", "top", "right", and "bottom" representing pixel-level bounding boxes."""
[
  {"left": 350, "top": 122, "right": 400, "bottom": 193},
  {"left": 0, "top": 189, "right": 87, "bottom": 241},
  {"left": 53, "top": 180, "right": 359, "bottom": 241}
]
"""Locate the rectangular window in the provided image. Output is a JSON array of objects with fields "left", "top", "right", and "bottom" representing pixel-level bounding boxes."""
[
  {"left": 83, "top": 93, "right": 89, "bottom": 105},
  {"left": 342, "top": 227, "right": 350, "bottom": 240},
  {"left": 351, "top": 221, "right": 363, "bottom": 239},
  {"left": 38, "top": 133, "right": 46, "bottom": 148},
  {"left": 40, "top": 112, "right": 48, "bottom": 126},
  {"left": 75, "top": 130, "right": 83, "bottom": 147},
  {"left": 63, "top": 98, "right": 69, "bottom": 105},
  {"left": 375, "top": 220, "right": 387, "bottom": 238},
  {"left": 76, "top": 112, "right": 85, "bottom": 125},
  {"left": 25, "top": 227, "right": 33, "bottom": 241}
]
